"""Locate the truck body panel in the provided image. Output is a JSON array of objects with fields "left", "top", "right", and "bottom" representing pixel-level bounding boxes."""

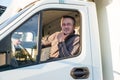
[{"left": 0, "top": 0, "right": 102, "bottom": 80}]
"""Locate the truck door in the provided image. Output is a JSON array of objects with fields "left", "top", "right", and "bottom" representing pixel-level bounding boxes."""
[
  {"left": 0, "top": 2, "right": 102, "bottom": 80},
  {"left": 37, "top": 4, "right": 92, "bottom": 80}
]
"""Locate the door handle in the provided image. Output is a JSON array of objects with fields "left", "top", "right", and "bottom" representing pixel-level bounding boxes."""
[{"left": 70, "top": 67, "right": 89, "bottom": 79}]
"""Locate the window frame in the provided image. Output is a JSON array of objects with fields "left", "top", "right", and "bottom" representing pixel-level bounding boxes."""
[{"left": 38, "top": 8, "right": 82, "bottom": 63}]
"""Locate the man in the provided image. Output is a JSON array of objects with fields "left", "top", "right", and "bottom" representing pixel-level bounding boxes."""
[
  {"left": 11, "top": 34, "right": 22, "bottom": 56},
  {"left": 11, "top": 34, "right": 33, "bottom": 61},
  {"left": 42, "top": 15, "right": 80, "bottom": 59}
]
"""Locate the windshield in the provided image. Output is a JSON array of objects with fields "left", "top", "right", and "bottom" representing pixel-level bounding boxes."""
[{"left": 0, "top": 7, "right": 30, "bottom": 30}]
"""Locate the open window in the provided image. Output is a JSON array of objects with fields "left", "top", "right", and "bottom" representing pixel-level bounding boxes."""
[{"left": 40, "top": 9, "right": 81, "bottom": 61}]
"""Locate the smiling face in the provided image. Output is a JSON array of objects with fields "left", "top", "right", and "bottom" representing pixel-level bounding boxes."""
[{"left": 61, "top": 17, "right": 75, "bottom": 35}]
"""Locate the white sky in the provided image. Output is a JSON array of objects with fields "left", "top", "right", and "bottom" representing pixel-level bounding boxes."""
[{"left": 0, "top": 0, "right": 12, "bottom": 7}]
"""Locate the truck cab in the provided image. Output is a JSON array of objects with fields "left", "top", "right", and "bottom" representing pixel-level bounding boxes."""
[{"left": 0, "top": 0, "right": 102, "bottom": 80}]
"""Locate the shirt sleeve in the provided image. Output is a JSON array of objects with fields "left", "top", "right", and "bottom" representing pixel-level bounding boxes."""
[{"left": 41, "top": 32, "right": 58, "bottom": 48}]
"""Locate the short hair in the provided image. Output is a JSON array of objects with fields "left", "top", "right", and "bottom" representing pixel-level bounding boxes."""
[{"left": 61, "top": 15, "right": 76, "bottom": 26}]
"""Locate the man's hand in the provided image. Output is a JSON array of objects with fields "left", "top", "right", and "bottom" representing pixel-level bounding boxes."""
[{"left": 57, "top": 32, "right": 69, "bottom": 42}]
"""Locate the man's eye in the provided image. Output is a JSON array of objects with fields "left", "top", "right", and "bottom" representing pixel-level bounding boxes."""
[{"left": 62, "top": 23, "right": 73, "bottom": 26}]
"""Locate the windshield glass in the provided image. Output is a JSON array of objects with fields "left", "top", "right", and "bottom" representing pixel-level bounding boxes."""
[{"left": 0, "top": 7, "right": 30, "bottom": 30}]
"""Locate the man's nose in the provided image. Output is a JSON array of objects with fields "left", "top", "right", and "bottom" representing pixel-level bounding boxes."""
[{"left": 64, "top": 25, "right": 69, "bottom": 28}]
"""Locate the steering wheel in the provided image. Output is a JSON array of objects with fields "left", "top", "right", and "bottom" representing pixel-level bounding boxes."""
[{"left": 21, "top": 47, "right": 34, "bottom": 62}]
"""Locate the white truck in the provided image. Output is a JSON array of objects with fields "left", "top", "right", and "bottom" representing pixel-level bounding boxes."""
[{"left": 0, "top": 0, "right": 103, "bottom": 80}]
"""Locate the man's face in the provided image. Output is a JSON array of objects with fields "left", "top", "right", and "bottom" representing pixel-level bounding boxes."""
[
  {"left": 13, "top": 39, "right": 21, "bottom": 46},
  {"left": 61, "top": 18, "right": 74, "bottom": 35}
]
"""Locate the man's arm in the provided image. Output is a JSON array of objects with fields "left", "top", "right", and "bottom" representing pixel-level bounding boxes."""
[{"left": 41, "top": 32, "right": 58, "bottom": 48}]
